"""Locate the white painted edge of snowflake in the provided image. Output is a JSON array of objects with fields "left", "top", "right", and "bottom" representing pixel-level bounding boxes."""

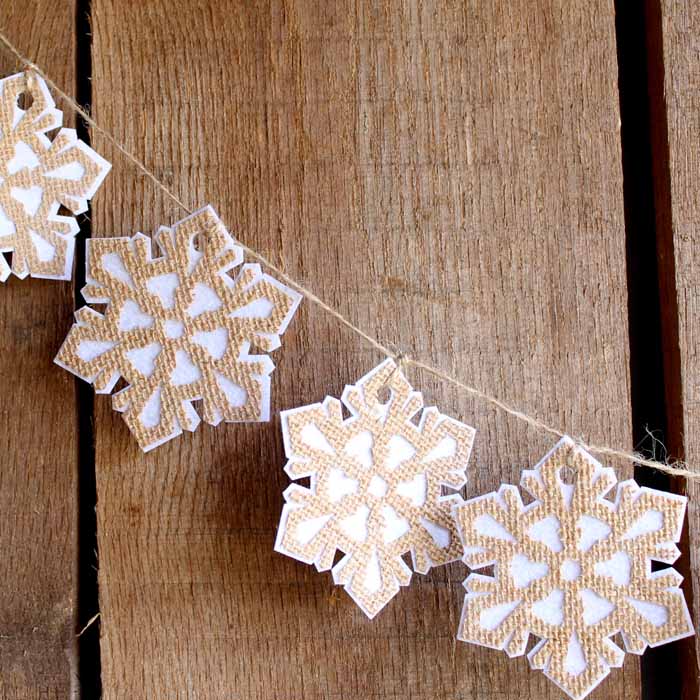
[
  {"left": 274, "top": 358, "right": 475, "bottom": 618},
  {"left": 54, "top": 205, "right": 302, "bottom": 451},
  {"left": 453, "top": 436, "right": 696, "bottom": 700},
  {"left": 0, "top": 72, "right": 111, "bottom": 281}
]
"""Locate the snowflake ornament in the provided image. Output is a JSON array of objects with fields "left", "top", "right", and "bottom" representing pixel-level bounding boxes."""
[
  {"left": 0, "top": 71, "right": 110, "bottom": 281},
  {"left": 275, "top": 358, "right": 476, "bottom": 618},
  {"left": 454, "top": 437, "right": 694, "bottom": 700},
  {"left": 55, "top": 206, "right": 301, "bottom": 451}
]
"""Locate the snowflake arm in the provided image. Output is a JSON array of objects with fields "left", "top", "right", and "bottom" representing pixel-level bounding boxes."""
[
  {"left": 54, "top": 206, "right": 301, "bottom": 450},
  {"left": 454, "top": 437, "right": 694, "bottom": 700},
  {"left": 0, "top": 72, "right": 110, "bottom": 281},
  {"left": 275, "top": 358, "right": 475, "bottom": 618}
]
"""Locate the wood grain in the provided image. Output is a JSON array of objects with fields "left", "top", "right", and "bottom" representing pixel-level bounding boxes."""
[
  {"left": 89, "top": 1, "right": 639, "bottom": 698},
  {"left": 647, "top": 2, "right": 700, "bottom": 697},
  {"left": 0, "top": 4, "right": 79, "bottom": 699}
]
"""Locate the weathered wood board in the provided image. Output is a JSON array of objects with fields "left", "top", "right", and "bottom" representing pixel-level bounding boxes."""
[
  {"left": 0, "top": 4, "right": 79, "bottom": 699},
  {"left": 87, "top": 1, "right": 639, "bottom": 699},
  {"left": 648, "top": 2, "right": 700, "bottom": 698}
]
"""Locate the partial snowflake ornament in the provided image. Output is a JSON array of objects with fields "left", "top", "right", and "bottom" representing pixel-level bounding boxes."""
[
  {"left": 0, "top": 71, "right": 110, "bottom": 281},
  {"left": 55, "top": 206, "right": 301, "bottom": 451},
  {"left": 454, "top": 437, "right": 694, "bottom": 700},
  {"left": 275, "top": 358, "right": 476, "bottom": 618}
]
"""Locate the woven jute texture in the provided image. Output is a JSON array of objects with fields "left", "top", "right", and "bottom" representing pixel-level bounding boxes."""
[
  {"left": 0, "top": 71, "right": 110, "bottom": 281},
  {"left": 275, "top": 358, "right": 476, "bottom": 618},
  {"left": 55, "top": 206, "right": 301, "bottom": 451},
  {"left": 454, "top": 437, "right": 694, "bottom": 700}
]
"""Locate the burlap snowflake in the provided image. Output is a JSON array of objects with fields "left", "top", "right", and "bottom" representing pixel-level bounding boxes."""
[
  {"left": 0, "top": 71, "right": 110, "bottom": 281},
  {"left": 275, "top": 358, "right": 476, "bottom": 618},
  {"left": 454, "top": 437, "right": 694, "bottom": 700},
  {"left": 55, "top": 206, "right": 301, "bottom": 451}
]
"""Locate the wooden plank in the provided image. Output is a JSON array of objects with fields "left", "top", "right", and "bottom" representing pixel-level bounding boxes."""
[
  {"left": 646, "top": 2, "right": 700, "bottom": 697},
  {"left": 89, "top": 1, "right": 639, "bottom": 698},
  {"left": 0, "top": 5, "right": 79, "bottom": 699}
]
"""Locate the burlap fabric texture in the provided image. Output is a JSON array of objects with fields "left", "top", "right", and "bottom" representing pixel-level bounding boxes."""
[
  {"left": 55, "top": 206, "right": 301, "bottom": 450},
  {"left": 0, "top": 71, "right": 110, "bottom": 281},
  {"left": 275, "top": 358, "right": 476, "bottom": 617},
  {"left": 454, "top": 437, "right": 694, "bottom": 699}
]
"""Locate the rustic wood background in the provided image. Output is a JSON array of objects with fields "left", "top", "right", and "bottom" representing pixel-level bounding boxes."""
[{"left": 0, "top": 1, "right": 697, "bottom": 699}]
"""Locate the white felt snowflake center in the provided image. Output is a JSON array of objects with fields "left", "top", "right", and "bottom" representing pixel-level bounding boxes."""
[
  {"left": 275, "top": 358, "right": 476, "bottom": 618},
  {"left": 454, "top": 437, "right": 694, "bottom": 700},
  {"left": 55, "top": 206, "right": 301, "bottom": 450},
  {"left": 0, "top": 71, "right": 110, "bottom": 281}
]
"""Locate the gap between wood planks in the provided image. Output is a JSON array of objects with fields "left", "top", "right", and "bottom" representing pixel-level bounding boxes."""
[
  {"left": 63, "top": 1, "right": 694, "bottom": 698},
  {"left": 642, "top": 0, "right": 700, "bottom": 697},
  {"left": 74, "top": 0, "right": 102, "bottom": 697},
  {"left": 616, "top": 0, "right": 697, "bottom": 698}
]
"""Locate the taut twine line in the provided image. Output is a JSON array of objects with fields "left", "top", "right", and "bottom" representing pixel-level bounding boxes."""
[{"left": 0, "top": 30, "right": 695, "bottom": 481}]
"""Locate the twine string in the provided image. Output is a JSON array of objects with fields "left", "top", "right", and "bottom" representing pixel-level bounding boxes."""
[{"left": 0, "top": 29, "right": 695, "bottom": 480}]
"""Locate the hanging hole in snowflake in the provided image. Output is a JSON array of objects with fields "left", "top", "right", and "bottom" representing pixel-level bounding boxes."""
[
  {"left": 377, "top": 384, "right": 391, "bottom": 404},
  {"left": 16, "top": 91, "right": 33, "bottom": 110},
  {"left": 559, "top": 464, "right": 578, "bottom": 485}
]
